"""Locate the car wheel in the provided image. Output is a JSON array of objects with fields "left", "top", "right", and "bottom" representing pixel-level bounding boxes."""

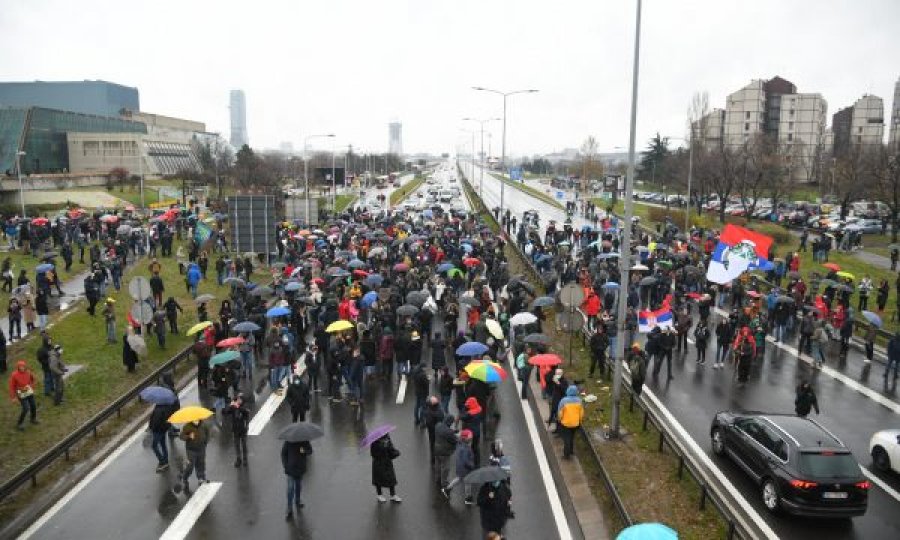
[
  {"left": 711, "top": 427, "right": 725, "bottom": 456},
  {"left": 761, "top": 479, "right": 781, "bottom": 514},
  {"left": 872, "top": 446, "right": 891, "bottom": 472}
]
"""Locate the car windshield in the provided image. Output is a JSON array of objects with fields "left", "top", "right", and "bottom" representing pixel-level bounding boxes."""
[{"left": 798, "top": 451, "right": 861, "bottom": 479}]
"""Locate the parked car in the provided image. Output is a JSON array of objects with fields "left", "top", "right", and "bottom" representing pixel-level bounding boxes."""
[
  {"left": 845, "top": 218, "right": 882, "bottom": 234},
  {"left": 869, "top": 429, "right": 900, "bottom": 474},
  {"left": 711, "top": 412, "right": 869, "bottom": 517}
]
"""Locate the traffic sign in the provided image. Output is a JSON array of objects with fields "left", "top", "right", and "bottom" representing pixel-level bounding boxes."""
[
  {"left": 509, "top": 167, "right": 523, "bottom": 181},
  {"left": 559, "top": 283, "right": 584, "bottom": 308},
  {"left": 129, "top": 277, "right": 153, "bottom": 301},
  {"left": 556, "top": 311, "right": 586, "bottom": 333},
  {"left": 130, "top": 301, "right": 154, "bottom": 325},
  {"left": 556, "top": 191, "right": 564, "bottom": 200}
]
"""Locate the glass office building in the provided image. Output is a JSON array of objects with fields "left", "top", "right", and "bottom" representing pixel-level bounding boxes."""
[{"left": 0, "top": 107, "right": 146, "bottom": 175}]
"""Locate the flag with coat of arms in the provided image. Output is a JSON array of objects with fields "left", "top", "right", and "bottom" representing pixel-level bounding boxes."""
[{"left": 705, "top": 224, "right": 774, "bottom": 285}]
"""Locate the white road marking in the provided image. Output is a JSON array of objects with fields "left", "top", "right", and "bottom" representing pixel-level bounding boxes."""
[
  {"left": 247, "top": 376, "right": 289, "bottom": 436},
  {"left": 505, "top": 353, "right": 573, "bottom": 540},
  {"left": 862, "top": 466, "right": 900, "bottom": 503},
  {"left": 158, "top": 481, "right": 222, "bottom": 540},
  {"left": 18, "top": 381, "right": 198, "bottom": 539},
  {"left": 395, "top": 375, "right": 408, "bottom": 405}
]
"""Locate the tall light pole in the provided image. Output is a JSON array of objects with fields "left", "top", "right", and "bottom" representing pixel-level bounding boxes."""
[
  {"left": 330, "top": 138, "right": 337, "bottom": 211},
  {"left": 611, "top": 0, "right": 642, "bottom": 439},
  {"left": 463, "top": 117, "right": 499, "bottom": 199},
  {"left": 459, "top": 129, "right": 476, "bottom": 186},
  {"left": 303, "top": 133, "right": 335, "bottom": 223},
  {"left": 472, "top": 86, "right": 538, "bottom": 215},
  {"left": 15, "top": 151, "right": 26, "bottom": 217}
]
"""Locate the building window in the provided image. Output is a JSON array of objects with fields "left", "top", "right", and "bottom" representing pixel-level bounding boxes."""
[
  {"left": 745, "top": 111, "right": 751, "bottom": 119},
  {"left": 857, "top": 135, "right": 862, "bottom": 143},
  {"left": 788, "top": 122, "right": 794, "bottom": 129},
  {"left": 787, "top": 134, "right": 793, "bottom": 141},
  {"left": 744, "top": 123, "right": 750, "bottom": 131},
  {"left": 790, "top": 109, "right": 795, "bottom": 116}
]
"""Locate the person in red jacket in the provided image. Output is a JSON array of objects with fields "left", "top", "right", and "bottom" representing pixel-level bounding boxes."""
[
  {"left": 582, "top": 289, "right": 601, "bottom": 331},
  {"left": 9, "top": 360, "right": 38, "bottom": 431},
  {"left": 732, "top": 326, "right": 756, "bottom": 385}
]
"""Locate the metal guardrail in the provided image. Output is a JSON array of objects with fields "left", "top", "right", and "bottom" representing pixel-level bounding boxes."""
[
  {"left": 0, "top": 344, "right": 193, "bottom": 503},
  {"left": 461, "top": 168, "right": 775, "bottom": 539}
]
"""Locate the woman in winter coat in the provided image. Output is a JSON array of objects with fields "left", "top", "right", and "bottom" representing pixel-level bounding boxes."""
[
  {"left": 794, "top": 381, "right": 820, "bottom": 417},
  {"left": 477, "top": 480, "right": 513, "bottom": 537},
  {"left": 122, "top": 328, "right": 139, "bottom": 372},
  {"left": 370, "top": 434, "right": 402, "bottom": 503},
  {"left": 281, "top": 439, "right": 312, "bottom": 518}
]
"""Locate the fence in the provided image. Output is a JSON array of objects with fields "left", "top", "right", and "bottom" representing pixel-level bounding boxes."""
[
  {"left": 460, "top": 167, "right": 774, "bottom": 539},
  {"left": 0, "top": 344, "right": 194, "bottom": 504}
]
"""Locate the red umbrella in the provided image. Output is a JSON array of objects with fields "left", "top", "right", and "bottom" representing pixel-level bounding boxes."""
[
  {"left": 352, "top": 269, "right": 369, "bottom": 278},
  {"left": 217, "top": 336, "right": 246, "bottom": 348},
  {"left": 67, "top": 208, "right": 85, "bottom": 219},
  {"left": 528, "top": 354, "right": 563, "bottom": 367},
  {"left": 822, "top": 263, "right": 840, "bottom": 272},
  {"left": 462, "top": 257, "right": 481, "bottom": 268},
  {"left": 311, "top": 277, "right": 325, "bottom": 285},
  {"left": 100, "top": 214, "right": 119, "bottom": 223},
  {"left": 747, "top": 290, "right": 761, "bottom": 299},
  {"left": 393, "top": 263, "right": 409, "bottom": 272},
  {"left": 31, "top": 217, "right": 49, "bottom": 226}
]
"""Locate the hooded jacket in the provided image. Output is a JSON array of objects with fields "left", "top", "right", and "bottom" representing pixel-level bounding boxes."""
[
  {"left": 8, "top": 361, "right": 35, "bottom": 400},
  {"left": 557, "top": 385, "right": 584, "bottom": 428}
]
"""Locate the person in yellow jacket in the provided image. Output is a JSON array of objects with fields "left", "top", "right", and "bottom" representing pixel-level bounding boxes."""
[{"left": 556, "top": 385, "right": 584, "bottom": 458}]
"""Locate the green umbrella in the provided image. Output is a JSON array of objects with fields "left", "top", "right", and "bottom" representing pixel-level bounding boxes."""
[
  {"left": 210, "top": 350, "right": 240, "bottom": 366},
  {"left": 448, "top": 268, "right": 465, "bottom": 278}
]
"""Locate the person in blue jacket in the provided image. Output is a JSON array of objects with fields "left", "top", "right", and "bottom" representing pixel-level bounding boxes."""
[{"left": 186, "top": 263, "right": 201, "bottom": 299}]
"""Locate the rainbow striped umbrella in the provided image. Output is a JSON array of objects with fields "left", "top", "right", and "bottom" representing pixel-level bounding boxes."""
[{"left": 464, "top": 360, "right": 508, "bottom": 383}]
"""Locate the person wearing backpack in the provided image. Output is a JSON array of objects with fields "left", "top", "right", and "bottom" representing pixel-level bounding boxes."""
[
  {"left": 693, "top": 319, "right": 710, "bottom": 365},
  {"left": 556, "top": 385, "right": 584, "bottom": 458}
]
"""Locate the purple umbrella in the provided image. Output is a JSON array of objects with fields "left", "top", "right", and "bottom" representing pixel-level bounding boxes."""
[
  {"left": 360, "top": 424, "right": 396, "bottom": 448},
  {"left": 139, "top": 385, "right": 177, "bottom": 405}
]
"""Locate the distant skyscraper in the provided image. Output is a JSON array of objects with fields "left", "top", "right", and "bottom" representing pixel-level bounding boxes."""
[
  {"left": 389, "top": 122, "right": 402, "bottom": 155},
  {"left": 889, "top": 77, "right": 900, "bottom": 153},
  {"left": 230, "top": 90, "right": 248, "bottom": 149}
]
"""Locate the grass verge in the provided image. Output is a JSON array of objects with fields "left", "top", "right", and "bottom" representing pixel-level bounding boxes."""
[{"left": 390, "top": 175, "right": 426, "bottom": 205}]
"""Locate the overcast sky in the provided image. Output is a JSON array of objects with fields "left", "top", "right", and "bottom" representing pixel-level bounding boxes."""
[{"left": 2, "top": 0, "right": 898, "bottom": 157}]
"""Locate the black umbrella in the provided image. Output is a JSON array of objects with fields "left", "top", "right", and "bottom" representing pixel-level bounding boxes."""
[
  {"left": 775, "top": 296, "right": 795, "bottom": 304},
  {"left": 640, "top": 276, "right": 657, "bottom": 286},
  {"left": 397, "top": 304, "right": 419, "bottom": 317},
  {"left": 250, "top": 286, "right": 274, "bottom": 297},
  {"left": 459, "top": 296, "right": 481, "bottom": 307},
  {"left": 406, "top": 291, "right": 429, "bottom": 307},
  {"left": 530, "top": 296, "right": 556, "bottom": 309},
  {"left": 464, "top": 466, "right": 510, "bottom": 485},
  {"left": 277, "top": 422, "right": 325, "bottom": 442},
  {"left": 524, "top": 333, "right": 551, "bottom": 345}
]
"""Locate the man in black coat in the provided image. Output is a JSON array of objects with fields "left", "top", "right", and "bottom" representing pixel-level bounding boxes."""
[
  {"left": 412, "top": 363, "right": 430, "bottom": 426},
  {"left": 222, "top": 393, "right": 250, "bottom": 467},
  {"left": 477, "top": 480, "right": 513, "bottom": 537},
  {"left": 433, "top": 415, "right": 457, "bottom": 488},
  {"left": 423, "top": 396, "right": 445, "bottom": 459},
  {"left": 285, "top": 374, "right": 310, "bottom": 422},
  {"left": 281, "top": 439, "right": 312, "bottom": 518}
]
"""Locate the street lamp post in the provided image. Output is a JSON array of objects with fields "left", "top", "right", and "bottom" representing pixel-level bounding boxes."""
[
  {"left": 472, "top": 86, "right": 538, "bottom": 215},
  {"left": 15, "top": 151, "right": 26, "bottom": 217},
  {"left": 459, "top": 129, "right": 476, "bottom": 186},
  {"left": 331, "top": 138, "right": 337, "bottom": 211},
  {"left": 463, "top": 118, "right": 499, "bottom": 199},
  {"left": 303, "top": 133, "right": 335, "bottom": 224},
  {"left": 611, "top": 0, "right": 643, "bottom": 440}
]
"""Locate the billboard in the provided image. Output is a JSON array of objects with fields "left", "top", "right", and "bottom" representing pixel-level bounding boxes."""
[
  {"left": 227, "top": 195, "right": 276, "bottom": 257},
  {"left": 313, "top": 167, "right": 346, "bottom": 186}
]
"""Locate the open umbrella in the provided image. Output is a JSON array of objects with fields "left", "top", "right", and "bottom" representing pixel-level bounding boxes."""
[
  {"left": 266, "top": 306, "right": 291, "bottom": 318},
  {"left": 528, "top": 353, "right": 563, "bottom": 366},
  {"left": 127, "top": 334, "right": 148, "bottom": 357},
  {"left": 186, "top": 320, "right": 213, "bottom": 336},
  {"left": 510, "top": 312, "right": 538, "bottom": 326},
  {"left": 35, "top": 263, "right": 54, "bottom": 273},
  {"left": 393, "top": 263, "right": 409, "bottom": 272},
  {"left": 524, "top": 334, "right": 552, "bottom": 345},
  {"left": 224, "top": 277, "right": 246, "bottom": 287},
  {"left": 836, "top": 271, "right": 855, "bottom": 280},
  {"left": 640, "top": 276, "right": 657, "bottom": 286},
  {"left": 168, "top": 406, "right": 214, "bottom": 424},
  {"left": 631, "top": 264, "right": 649, "bottom": 271},
  {"left": 447, "top": 268, "right": 465, "bottom": 278},
  {"left": 250, "top": 286, "right": 275, "bottom": 297},
  {"left": 232, "top": 321, "right": 261, "bottom": 333},
  {"left": 31, "top": 217, "right": 50, "bottom": 226},
  {"left": 406, "top": 291, "right": 429, "bottom": 307},
  {"left": 616, "top": 522, "right": 678, "bottom": 540},
  {"left": 485, "top": 319, "right": 504, "bottom": 340},
  {"left": 531, "top": 296, "right": 556, "bottom": 308},
  {"left": 437, "top": 263, "right": 456, "bottom": 273},
  {"left": 456, "top": 341, "right": 489, "bottom": 357},
  {"left": 360, "top": 424, "right": 397, "bottom": 448},
  {"left": 462, "top": 257, "right": 481, "bottom": 268},
  {"left": 326, "top": 319, "right": 354, "bottom": 333},
  {"left": 397, "top": 304, "right": 419, "bottom": 317},
  {"left": 822, "top": 263, "right": 841, "bottom": 272},
  {"left": 217, "top": 336, "right": 245, "bottom": 348},
  {"left": 195, "top": 293, "right": 215, "bottom": 304},
  {"left": 210, "top": 350, "right": 241, "bottom": 366},
  {"left": 464, "top": 360, "right": 507, "bottom": 382},
  {"left": 464, "top": 465, "right": 510, "bottom": 485},
  {"left": 277, "top": 422, "right": 325, "bottom": 442},
  {"left": 284, "top": 281, "right": 303, "bottom": 292},
  {"left": 459, "top": 296, "right": 481, "bottom": 307},
  {"left": 361, "top": 291, "right": 379, "bottom": 308},
  {"left": 140, "top": 385, "right": 176, "bottom": 405},
  {"left": 601, "top": 282, "right": 620, "bottom": 290},
  {"left": 364, "top": 274, "right": 384, "bottom": 287},
  {"left": 862, "top": 310, "right": 882, "bottom": 328},
  {"left": 347, "top": 259, "right": 367, "bottom": 269}
]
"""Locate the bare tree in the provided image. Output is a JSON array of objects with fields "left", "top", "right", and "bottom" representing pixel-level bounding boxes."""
[
  {"left": 833, "top": 146, "right": 875, "bottom": 219},
  {"left": 579, "top": 136, "right": 601, "bottom": 192},
  {"left": 695, "top": 144, "right": 742, "bottom": 224},
  {"left": 687, "top": 91, "right": 710, "bottom": 145},
  {"left": 871, "top": 145, "right": 900, "bottom": 241},
  {"left": 738, "top": 134, "right": 786, "bottom": 217}
]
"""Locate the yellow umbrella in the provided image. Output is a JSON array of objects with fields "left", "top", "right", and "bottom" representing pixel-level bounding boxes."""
[
  {"left": 167, "top": 406, "right": 213, "bottom": 424},
  {"left": 485, "top": 319, "right": 504, "bottom": 340},
  {"left": 186, "top": 320, "right": 213, "bottom": 336},
  {"left": 326, "top": 319, "right": 354, "bottom": 333},
  {"left": 836, "top": 271, "right": 855, "bottom": 280}
]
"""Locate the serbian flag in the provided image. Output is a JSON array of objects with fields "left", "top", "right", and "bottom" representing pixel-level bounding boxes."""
[
  {"left": 705, "top": 224, "right": 774, "bottom": 285},
  {"left": 638, "top": 302, "right": 673, "bottom": 333}
]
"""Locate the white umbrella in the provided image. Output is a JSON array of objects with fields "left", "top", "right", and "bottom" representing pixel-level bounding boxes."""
[
  {"left": 127, "top": 334, "right": 148, "bottom": 358},
  {"left": 510, "top": 312, "right": 538, "bottom": 326}
]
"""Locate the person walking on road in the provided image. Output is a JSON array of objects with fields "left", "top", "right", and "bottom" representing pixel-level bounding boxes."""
[
  {"left": 176, "top": 418, "right": 210, "bottom": 494},
  {"left": 812, "top": 320, "right": 830, "bottom": 369},
  {"left": 285, "top": 374, "right": 310, "bottom": 422},
  {"left": 694, "top": 319, "right": 710, "bottom": 365},
  {"left": 423, "top": 396, "right": 445, "bottom": 460},
  {"left": 434, "top": 415, "right": 458, "bottom": 490},
  {"left": 148, "top": 399, "right": 175, "bottom": 472},
  {"left": 412, "top": 363, "right": 430, "bottom": 427},
  {"left": 557, "top": 385, "right": 584, "bottom": 459},
  {"left": 9, "top": 360, "right": 38, "bottom": 431},
  {"left": 733, "top": 326, "right": 756, "bottom": 385},
  {"left": 477, "top": 479, "right": 513, "bottom": 538},
  {"left": 222, "top": 393, "right": 250, "bottom": 467},
  {"left": 653, "top": 326, "right": 676, "bottom": 380},
  {"left": 370, "top": 434, "right": 402, "bottom": 503},
  {"left": 442, "top": 428, "right": 475, "bottom": 504},
  {"left": 885, "top": 332, "right": 900, "bottom": 390},
  {"left": 798, "top": 311, "right": 815, "bottom": 356},
  {"left": 794, "top": 381, "right": 820, "bottom": 418},
  {"left": 588, "top": 328, "right": 608, "bottom": 379},
  {"left": 281, "top": 439, "right": 312, "bottom": 518},
  {"left": 714, "top": 318, "right": 734, "bottom": 369}
]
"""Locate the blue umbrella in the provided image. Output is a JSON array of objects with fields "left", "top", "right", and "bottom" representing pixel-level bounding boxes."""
[
  {"left": 862, "top": 310, "right": 882, "bottom": 328},
  {"left": 616, "top": 523, "right": 677, "bottom": 540},
  {"left": 36, "top": 263, "right": 54, "bottom": 273},
  {"left": 581, "top": 225, "right": 594, "bottom": 232},
  {"left": 347, "top": 259, "right": 367, "bottom": 269},
  {"left": 266, "top": 306, "right": 291, "bottom": 318},
  {"left": 461, "top": 243, "right": 474, "bottom": 253},
  {"left": 536, "top": 254, "right": 554, "bottom": 264},
  {"left": 531, "top": 296, "right": 556, "bottom": 308},
  {"left": 602, "top": 281, "right": 620, "bottom": 290},
  {"left": 364, "top": 274, "right": 384, "bottom": 287},
  {"left": 140, "top": 386, "right": 177, "bottom": 405},
  {"left": 361, "top": 291, "right": 378, "bottom": 308},
  {"left": 423, "top": 209, "right": 433, "bottom": 219},
  {"left": 315, "top": 239, "right": 327, "bottom": 247},
  {"left": 455, "top": 341, "right": 489, "bottom": 357},
  {"left": 232, "top": 321, "right": 261, "bottom": 332},
  {"left": 285, "top": 281, "right": 302, "bottom": 292},
  {"left": 437, "top": 263, "right": 456, "bottom": 273}
]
